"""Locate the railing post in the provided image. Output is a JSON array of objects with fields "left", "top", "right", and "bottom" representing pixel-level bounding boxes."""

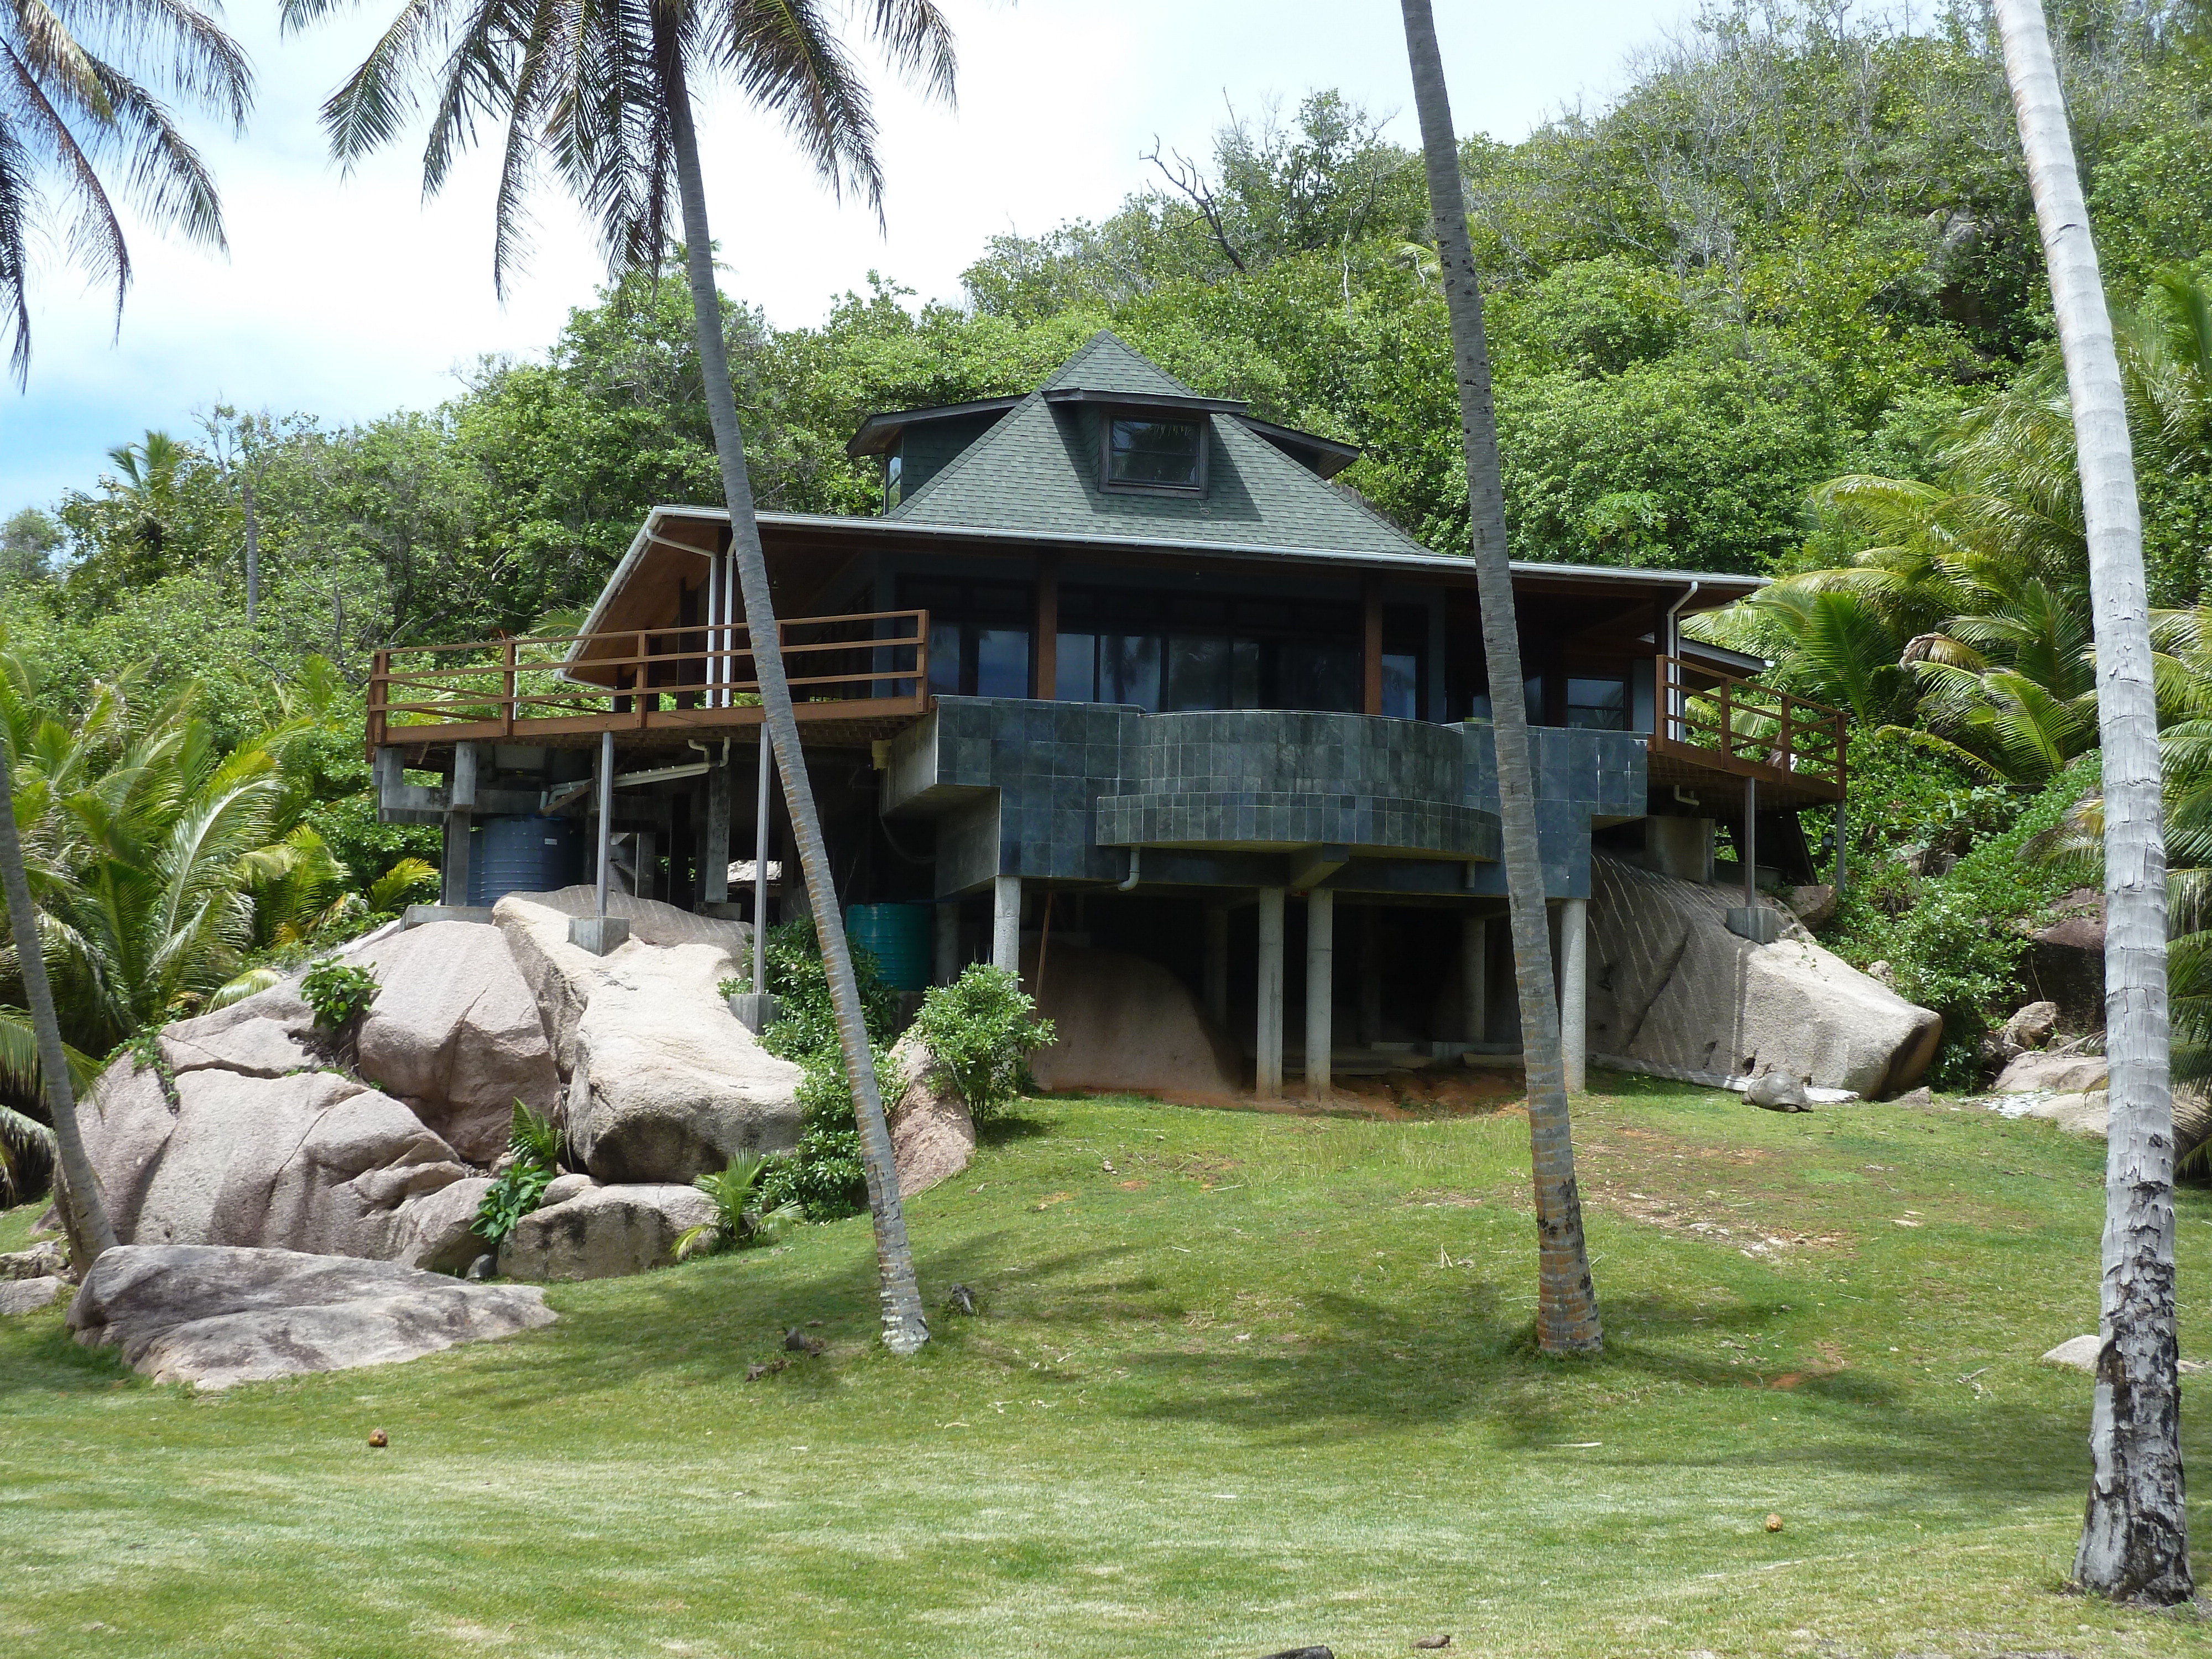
[
  {"left": 916, "top": 609, "right": 929, "bottom": 700},
  {"left": 502, "top": 638, "right": 518, "bottom": 738},
  {"left": 368, "top": 649, "right": 389, "bottom": 755},
  {"left": 1718, "top": 677, "right": 1733, "bottom": 760},
  {"left": 1653, "top": 654, "right": 1667, "bottom": 744},
  {"left": 636, "top": 631, "right": 650, "bottom": 729}
]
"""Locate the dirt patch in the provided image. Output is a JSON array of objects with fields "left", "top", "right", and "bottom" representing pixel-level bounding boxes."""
[{"left": 1594, "top": 1183, "right": 1848, "bottom": 1258}]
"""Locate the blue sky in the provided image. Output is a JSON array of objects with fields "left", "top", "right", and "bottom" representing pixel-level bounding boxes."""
[{"left": 0, "top": 0, "right": 1694, "bottom": 517}]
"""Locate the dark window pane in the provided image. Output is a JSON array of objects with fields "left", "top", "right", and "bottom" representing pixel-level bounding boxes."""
[
  {"left": 1383, "top": 652, "right": 1418, "bottom": 720},
  {"left": 1100, "top": 634, "right": 1161, "bottom": 710},
  {"left": 1165, "top": 636, "right": 1231, "bottom": 712},
  {"left": 972, "top": 583, "right": 1029, "bottom": 621},
  {"left": 1232, "top": 639, "right": 1261, "bottom": 708},
  {"left": 1055, "top": 633, "right": 1096, "bottom": 701},
  {"left": 884, "top": 453, "right": 903, "bottom": 510},
  {"left": 1566, "top": 676, "right": 1629, "bottom": 730},
  {"left": 1279, "top": 643, "right": 1361, "bottom": 713},
  {"left": 927, "top": 622, "right": 961, "bottom": 695},
  {"left": 1525, "top": 675, "right": 1546, "bottom": 726},
  {"left": 1108, "top": 418, "right": 1202, "bottom": 487},
  {"left": 975, "top": 629, "right": 1030, "bottom": 698}
]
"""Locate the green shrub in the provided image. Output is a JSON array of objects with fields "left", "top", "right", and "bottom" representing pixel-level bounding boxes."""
[
  {"left": 675, "top": 1154, "right": 803, "bottom": 1260},
  {"left": 1820, "top": 747, "right": 2101, "bottom": 1086},
  {"left": 755, "top": 1043, "right": 901, "bottom": 1222},
  {"left": 910, "top": 964, "right": 1056, "bottom": 1121},
  {"left": 742, "top": 919, "right": 904, "bottom": 1222},
  {"left": 472, "top": 1100, "right": 564, "bottom": 1247},
  {"left": 301, "top": 958, "right": 381, "bottom": 1029}
]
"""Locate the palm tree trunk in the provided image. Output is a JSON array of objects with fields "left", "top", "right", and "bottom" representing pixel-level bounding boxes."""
[
  {"left": 656, "top": 46, "right": 928, "bottom": 1355},
  {"left": 1399, "top": 0, "right": 1599, "bottom": 1353},
  {"left": 1992, "top": 0, "right": 2189, "bottom": 1602},
  {"left": 0, "top": 750, "right": 116, "bottom": 1266}
]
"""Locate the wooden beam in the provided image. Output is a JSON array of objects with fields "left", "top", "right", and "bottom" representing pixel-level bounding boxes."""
[{"left": 1035, "top": 557, "right": 1060, "bottom": 699}]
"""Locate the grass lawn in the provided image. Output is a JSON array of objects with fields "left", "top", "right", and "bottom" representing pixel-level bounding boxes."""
[{"left": 3, "top": 1075, "right": 2209, "bottom": 1658}]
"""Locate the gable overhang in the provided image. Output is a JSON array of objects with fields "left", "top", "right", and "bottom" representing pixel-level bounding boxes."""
[
  {"left": 1038, "top": 387, "right": 1249, "bottom": 416},
  {"left": 846, "top": 395, "right": 1025, "bottom": 460},
  {"left": 568, "top": 504, "right": 1764, "bottom": 685}
]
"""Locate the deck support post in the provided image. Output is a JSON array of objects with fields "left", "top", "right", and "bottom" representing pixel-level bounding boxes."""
[
  {"left": 569, "top": 729, "right": 628, "bottom": 954},
  {"left": 992, "top": 874, "right": 1022, "bottom": 977},
  {"left": 440, "top": 811, "right": 472, "bottom": 907},
  {"left": 1558, "top": 897, "right": 1588, "bottom": 1093},
  {"left": 1744, "top": 775, "right": 1757, "bottom": 907},
  {"left": 1305, "top": 890, "right": 1333, "bottom": 1101},
  {"left": 1462, "top": 913, "right": 1488, "bottom": 1045},
  {"left": 703, "top": 753, "right": 732, "bottom": 905},
  {"left": 1203, "top": 904, "right": 1230, "bottom": 1029},
  {"left": 1256, "top": 886, "right": 1285, "bottom": 1099}
]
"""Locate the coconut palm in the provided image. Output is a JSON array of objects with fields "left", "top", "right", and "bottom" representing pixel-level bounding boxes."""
[
  {"left": 1399, "top": 0, "right": 1600, "bottom": 1353},
  {"left": 1993, "top": 0, "right": 2189, "bottom": 1603},
  {"left": 0, "top": 0, "right": 252, "bottom": 383},
  {"left": 283, "top": 0, "right": 950, "bottom": 1352}
]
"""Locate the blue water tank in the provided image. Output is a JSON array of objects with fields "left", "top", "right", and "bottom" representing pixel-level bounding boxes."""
[
  {"left": 846, "top": 902, "right": 934, "bottom": 992},
  {"left": 469, "top": 816, "right": 584, "bottom": 907}
]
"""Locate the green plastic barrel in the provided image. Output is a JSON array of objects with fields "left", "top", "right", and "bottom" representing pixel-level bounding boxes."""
[{"left": 846, "top": 901, "right": 934, "bottom": 992}]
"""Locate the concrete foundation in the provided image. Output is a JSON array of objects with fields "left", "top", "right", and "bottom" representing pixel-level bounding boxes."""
[
  {"left": 1648, "top": 817, "right": 1714, "bottom": 884},
  {"left": 992, "top": 875, "right": 1022, "bottom": 975},
  {"left": 567, "top": 916, "right": 631, "bottom": 956}
]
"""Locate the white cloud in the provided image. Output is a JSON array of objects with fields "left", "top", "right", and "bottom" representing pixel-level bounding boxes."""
[{"left": 0, "top": 0, "right": 1686, "bottom": 512}]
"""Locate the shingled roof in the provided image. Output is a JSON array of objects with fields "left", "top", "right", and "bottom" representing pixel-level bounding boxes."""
[{"left": 885, "top": 331, "right": 1429, "bottom": 558}]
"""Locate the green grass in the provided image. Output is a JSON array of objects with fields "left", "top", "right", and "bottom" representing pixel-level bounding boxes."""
[{"left": 3, "top": 1077, "right": 2209, "bottom": 1658}]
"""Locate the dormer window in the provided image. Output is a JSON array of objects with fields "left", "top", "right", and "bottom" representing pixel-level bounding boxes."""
[{"left": 1104, "top": 416, "right": 1206, "bottom": 493}]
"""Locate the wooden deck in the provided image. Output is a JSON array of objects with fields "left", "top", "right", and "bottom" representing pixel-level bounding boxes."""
[
  {"left": 1644, "top": 655, "right": 1846, "bottom": 810},
  {"left": 367, "top": 611, "right": 931, "bottom": 756}
]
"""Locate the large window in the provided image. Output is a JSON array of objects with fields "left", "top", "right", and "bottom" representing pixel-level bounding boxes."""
[
  {"left": 904, "top": 578, "right": 1032, "bottom": 698},
  {"left": 1104, "top": 417, "right": 1205, "bottom": 492},
  {"left": 1053, "top": 587, "right": 1362, "bottom": 713},
  {"left": 1565, "top": 676, "right": 1630, "bottom": 731}
]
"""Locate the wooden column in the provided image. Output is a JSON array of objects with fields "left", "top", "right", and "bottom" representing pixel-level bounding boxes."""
[
  {"left": 1035, "top": 557, "right": 1060, "bottom": 700},
  {"left": 1362, "top": 577, "right": 1384, "bottom": 717}
]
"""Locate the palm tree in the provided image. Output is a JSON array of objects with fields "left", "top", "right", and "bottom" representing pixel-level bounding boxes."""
[
  {"left": 1, "top": 0, "right": 252, "bottom": 383},
  {"left": 1398, "top": 0, "right": 1600, "bottom": 1353},
  {"left": 1992, "top": 0, "right": 2190, "bottom": 1603},
  {"left": 282, "top": 0, "right": 949, "bottom": 1353}
]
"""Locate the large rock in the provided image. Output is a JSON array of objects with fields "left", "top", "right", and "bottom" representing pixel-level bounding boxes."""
[
  {"left": 1021, "top": 942, "right": 1243, "bottom": 1102},
  {"left": 2000, "top": 1000, "right": 2060, "bottom": 1053},
  {"left": 77, "top": 1060, "right": 478, "bottom": 1261},
  {"left": 388, "top": 1176, "right": 497, "bottom": 1274},
  {"left": 555, "top": 929, "right": 802, "bottom": 1185},
  {"left": 2028, "top": 889, "right": 2106, "bottom": 1031},
  {"left": 497, "top": 1184, "right": 716, "bottom": 1281},
  {"left": 883, "top": 1032, "right": 974, "bottom": 1197},
  {"left": 0, "top": 1276, "right": 66, "bottom": 1316},
  {"left": 351, "top": 921, "right": 561, "bottom": 1162},
  {"left": 1993, "top": 1051, "right": 2109, "bottom": 1093},
  {"left": 1587, "top": 853, "right": 1943, "bottom": 1098},
  {"left": 161, "top": 982, "right": 318, "bottom": 1078},
  {"left": 67, "top": 1244, "right": 553, "bottom": 1389}
]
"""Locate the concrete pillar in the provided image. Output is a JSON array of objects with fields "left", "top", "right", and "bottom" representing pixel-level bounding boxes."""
[
  {"left": 440, "top": 810, "right": 472, "bottom": 906},
  {"left": 703, "top": 757, "right": 732, "bottom": 905},
  {"left": 992, "top": 874, "right": 1022, "bottom": 976},
  {"left": 451, "top": 742, "right": 479, "bottom": 810},
  {"left": 936, "top": 902, "right": 962, "bottom": 987},
  {"left": 1203, "top": 905, "right": 1229, "bottom": 1028},
  {"left": 1559, "top": 896, "right": 1588, "bottom": 1092},
  {"left": 1462, "top": 913, "right": 1488, "bottom": 1045},
  {"left": 1305, "top": 891, "right": 1333, "bottom": 1100},
  {"left": 1256, "top": 886, "right": 1285, "bottom": 1099}
]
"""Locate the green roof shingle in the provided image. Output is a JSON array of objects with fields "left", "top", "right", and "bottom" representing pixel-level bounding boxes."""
[{"left": 886, "top": 331, "right": 1428, "bottom": 559}]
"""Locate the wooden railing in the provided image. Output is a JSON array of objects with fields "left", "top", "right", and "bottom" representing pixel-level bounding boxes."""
[
  {"left": 1650, "top": 654, "right": 1847, "bottom": 800},
  {"left": 368, "top": 609, "right": 928, "bottom": 748}
]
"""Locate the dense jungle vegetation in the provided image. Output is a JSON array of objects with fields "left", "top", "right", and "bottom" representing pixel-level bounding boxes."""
[{"left": 5, "top": 0, "right": 2212, "bottom": 1088}]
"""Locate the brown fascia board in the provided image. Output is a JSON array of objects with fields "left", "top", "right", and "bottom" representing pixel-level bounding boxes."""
[
  {"left": 567, "top": 504, "right": 1765, "bottom": 679},
  {"left": 845, "top": 395, "right": 1026, "bottom": 459}
]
